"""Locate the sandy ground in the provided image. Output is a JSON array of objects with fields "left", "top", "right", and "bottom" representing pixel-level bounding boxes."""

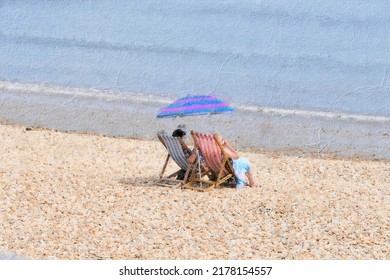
[{"left": 0, "top": 123, "right": 389, "bottom": 260}]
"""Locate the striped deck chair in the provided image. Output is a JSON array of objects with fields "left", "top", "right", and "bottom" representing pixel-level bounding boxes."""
[
  {"left": 182, "top": 131, "right": 236, "bottom": 191},
  {"left": 156, "top": 132, "right": 193, "bottom": 188}
]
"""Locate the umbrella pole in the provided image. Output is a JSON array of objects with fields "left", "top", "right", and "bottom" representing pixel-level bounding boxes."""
[{"left": 197, "top": 150, "right": 202, "bottom": 189}]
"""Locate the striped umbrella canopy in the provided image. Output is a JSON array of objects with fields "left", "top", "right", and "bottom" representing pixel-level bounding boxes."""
[{"left": 156, "top": 95, "right": 233, "bottom": 118}]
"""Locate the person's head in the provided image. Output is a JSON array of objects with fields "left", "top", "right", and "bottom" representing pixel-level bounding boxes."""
[{"left": 172, "top": 129, "right": 186, "bottom": 138}]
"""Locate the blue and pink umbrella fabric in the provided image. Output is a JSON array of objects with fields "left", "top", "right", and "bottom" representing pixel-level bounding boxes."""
[{"left": 156, "top": 95, "right": 234, "bottom": 118}]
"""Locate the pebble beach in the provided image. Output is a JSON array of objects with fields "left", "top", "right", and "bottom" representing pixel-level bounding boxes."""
[{"left": 0, "top": 123, "right": 389, "bottom": 260}]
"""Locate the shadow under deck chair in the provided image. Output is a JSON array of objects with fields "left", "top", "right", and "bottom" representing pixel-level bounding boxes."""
[
  {"left": 156, "top": 132, "right": 194, "bottom": 188},
  {"left": 182, "top": 131, "right": 236, "bottom": 191}
]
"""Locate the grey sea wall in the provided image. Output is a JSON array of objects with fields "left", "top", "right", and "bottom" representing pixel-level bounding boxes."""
[{"left": 1, "top": 1, "right": 390, "bottom": 159}]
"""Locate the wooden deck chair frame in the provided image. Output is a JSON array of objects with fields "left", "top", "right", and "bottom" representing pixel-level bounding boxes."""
[
  {"left": 156, "top": 133, "right": 194, "bottom": 188},
  {"left": 182, "top": 131, "right": 236, "bottom": 191}
]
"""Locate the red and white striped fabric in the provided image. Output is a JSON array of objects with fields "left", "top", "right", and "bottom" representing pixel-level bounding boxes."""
[{"left": 192, "top": 132, "right": 232, "bottom": 176}]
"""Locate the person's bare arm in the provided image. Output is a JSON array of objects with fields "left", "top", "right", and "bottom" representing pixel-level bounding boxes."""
[
  {"left": 222, "top": 141, "right": 239, "bottom": 159},
  {"left": 187, "top": 152, "right": 197, "bottom": 164},
  {"left": 177, "top": 137, "right": 193, "bottom": 154}
]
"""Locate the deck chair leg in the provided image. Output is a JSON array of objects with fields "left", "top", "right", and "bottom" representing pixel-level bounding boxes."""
[
  {"left": 188, "top": 160, "right": 199, "bottom": 181},
  {"left": 183, "top": 164, "right": 192, "bottom": 182},
  {"left": 215, "top": 157, "right": 228, "bottom": 188},
  {"left": 159, "top": 154, "right": 170, "bottom": 178}
]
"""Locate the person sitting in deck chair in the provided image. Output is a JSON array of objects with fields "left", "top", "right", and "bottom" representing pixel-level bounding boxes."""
[
  {"left": 215, "top": 134, "right": 258, "bottom": 190},
  {"left": 172, "top": 128, "right": 197, "bottom": 179}
]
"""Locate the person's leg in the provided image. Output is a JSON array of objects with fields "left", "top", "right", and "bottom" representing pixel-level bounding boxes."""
[
  {"left": 238, "top": 157, "right": 258, "bottom": 187},
  {"left": 246, "top": 170, "right": 257, "bottom": 187}
]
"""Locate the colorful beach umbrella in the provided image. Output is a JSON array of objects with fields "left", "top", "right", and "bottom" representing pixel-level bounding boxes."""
[{"left": 156, "top": 95, "right": 234, "bottom": 118}]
